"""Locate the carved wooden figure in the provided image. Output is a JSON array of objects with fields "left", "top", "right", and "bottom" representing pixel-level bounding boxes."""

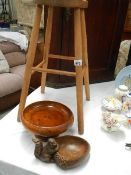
[
  {"left": 32, "top": 135, "right": 90, "bottom": 169},
  {"left": 32, "top": 137, "right": 59, "bottom": 163}
]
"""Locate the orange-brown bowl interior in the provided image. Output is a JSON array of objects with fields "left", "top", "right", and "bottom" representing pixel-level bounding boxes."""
[{"left": 21, "top": 101, "right": 74, "bottom": 137}]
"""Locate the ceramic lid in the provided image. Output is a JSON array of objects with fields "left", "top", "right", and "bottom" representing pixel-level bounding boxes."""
[{"left": 118, "top": 85, "right": 128, "bottom": 91}]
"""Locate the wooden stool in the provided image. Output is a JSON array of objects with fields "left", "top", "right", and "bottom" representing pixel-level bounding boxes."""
[{"left": 18, "top": 0, "right": 90, "bottom": 134}]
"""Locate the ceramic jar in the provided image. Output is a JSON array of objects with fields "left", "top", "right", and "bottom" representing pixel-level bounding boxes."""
[
  {"left": 121, "top": 93, "right": 131, "bottom": 128},
  {"left": 126, "top": 93, "right": 131, "bottom": 104},
  {"left": 115, "top": 85, "right": 129, "bottom": 102}
]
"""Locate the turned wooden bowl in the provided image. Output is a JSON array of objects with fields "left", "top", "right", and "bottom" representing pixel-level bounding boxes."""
[
  {"left": 54, "top": 135, "right": 90, "bottom": 169},
  {"left": 21, "top": 101, "right": 74, "bottom": 137}
]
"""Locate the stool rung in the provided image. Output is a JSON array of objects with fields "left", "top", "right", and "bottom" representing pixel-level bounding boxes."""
[
  {"left": 35, "top": 0, "right": 88, "bottom": 8},
  {"left": 32, "top": 67, "right": 76, "bottom": 76},
  {"left": 49, "top": 54, "right": 75, "bottom": 60},
  {"left": 32, "top": 61, "right": 45, "bottom": 74}
]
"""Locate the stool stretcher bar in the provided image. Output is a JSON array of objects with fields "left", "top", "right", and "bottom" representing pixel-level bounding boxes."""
[{"left": 32, "top": 67, "right": 76, "bottom": 76}]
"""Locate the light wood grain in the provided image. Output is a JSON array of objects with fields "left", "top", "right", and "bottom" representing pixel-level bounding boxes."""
[
  {"left": 74, "top": 8, "right": 84, "bottom": 134},
  {"left": 18, "top": 5, "right": 43, "bottom": 121},
  {"left": 18, "top": 2, "right": 89, "bottom": 135},
  {"left": 35, "top": 0, "right": 88, "bottom": 8},
  {"left": 32, "top": 67, "right": 76, "bottom": 76},
  {"left": 81, "top": 9, "right": 90, "bottom": 101},
  {"left": 49, "top": 54, "right": 75, "bottom": 60},
  {"left": 41, "top": 7, "right": 53, "bottom": 93}
]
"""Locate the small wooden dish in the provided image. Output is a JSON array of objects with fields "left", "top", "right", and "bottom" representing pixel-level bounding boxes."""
[
  {"left": 54, "top": 135, "right": 90, "bottom": 169},
  {"left": 21, "top": 101, "right": 74, "bottom": 137}
]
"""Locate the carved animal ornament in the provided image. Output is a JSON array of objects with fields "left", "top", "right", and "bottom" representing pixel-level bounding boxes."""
[{"left": 32, "top": 135, "right": 90, "bottom": 169}]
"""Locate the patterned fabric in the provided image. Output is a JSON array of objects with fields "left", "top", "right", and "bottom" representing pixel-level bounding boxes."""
[
  {"left": 0, "top": 42, "right": 25, "bottom": 97},
  {"left": 5, "top": 52, "right": 26, "bottom": 68},
  {"left": 0, "top": 66, "right": 24, "bottom": 97},
  {"left": 0, "top": 51, "right": 10, "bottom": 73},
  {"left": 0, "top": 32, "right": 28, "bottom": 51},
  {"left": 115, "top": 40, "right": 131, "bottom": 77},
  {"left": 0, "top": 41, "right": 21, "bottom": 54}
]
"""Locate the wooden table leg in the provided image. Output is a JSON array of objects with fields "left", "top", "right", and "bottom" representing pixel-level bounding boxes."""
[
  {"left": 74, "top": 8, "right": 84, "bottom": 134},
  {"left": 41, "top": 6, "right": 54, "bottom": 93},
  {"left": 17, "top": 5, "right": 43, "bottom": 121},
  {"left": 81, "top": 9, "right": 90, "bottom": 101}
]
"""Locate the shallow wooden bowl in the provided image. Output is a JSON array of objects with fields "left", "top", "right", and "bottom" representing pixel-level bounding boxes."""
[
  {"left": 21, "top": 101, "right": 74, "bottom": 137},
  {"left": 54, "top": 135, "right": 90, "bottom": 169}
]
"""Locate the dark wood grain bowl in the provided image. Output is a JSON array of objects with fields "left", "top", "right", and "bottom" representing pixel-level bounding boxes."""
[
  {"left": 21, "top": 101, "right": 74, "bottom": 138},
  {"left": 54, "top": 135, "right": 90, "bottom": 169}
]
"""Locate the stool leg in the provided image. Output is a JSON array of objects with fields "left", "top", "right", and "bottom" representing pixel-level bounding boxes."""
[
  {"left": 81, "top": 9, "right": 90, "bottom": 101},
  {"left": 74, "top": 8, "right": 84, "bottom": 134},
  {"left": 41, "top": 7, "right": 53, "bottom": 93},
  {"left": 17, "top": 5, "right": 43, "bottom": 121}
]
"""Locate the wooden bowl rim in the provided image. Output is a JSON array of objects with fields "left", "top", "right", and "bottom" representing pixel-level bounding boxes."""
[{"left": 22, "top": 100, "right": 74, "bottom": 129}]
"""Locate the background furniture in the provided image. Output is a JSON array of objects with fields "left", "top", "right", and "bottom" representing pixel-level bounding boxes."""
[
  {"left": 125, "top": 0, "right": 131, "bottom": 32},
  {"left": 0, "top": 0, "right": 11, "bottom": 27},
  {"left": 0, "top": 41, "right": 25, "bottom": 111},
  {"left": 38, "top": 0, "right": 129, "bottom": 88},
  {"left": 115, "top": 40, "right": 131, "bottom": 76},
  {"left": 6, "top": 1, "right": 129, "bottom": 89},
  {"left": 126, "top": 44, "right": 131, "bottom": 65},
  {"left": 0, "top": 0, "right": 11, "bottom": 20}
]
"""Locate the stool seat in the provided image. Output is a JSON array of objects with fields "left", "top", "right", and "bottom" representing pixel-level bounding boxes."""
[{"left": 35, "top": 0, "right": 88, "bottom": 8}]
